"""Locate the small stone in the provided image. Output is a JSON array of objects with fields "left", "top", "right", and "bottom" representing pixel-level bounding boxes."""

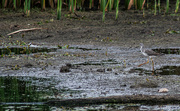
[
  {"left": 120, "top": 84, "right": 127, "bottom": 87},
  {"left": 97, "top": 68, "right": 105, "bottom": 72},
  {"left": 114, "top": 73, "right": 118, "bottom": 75},
  {"left": 60, "top": 66, "right": 70, "bottom": 73},
  {"left": 158, "top": 88, "right": 169, "bottom": 93},
  {"left": 107, "top": 68, "right": 112, "bottom": 71},
  {"left": 24, "top": 63, "right": 33, "bottom": 68}
]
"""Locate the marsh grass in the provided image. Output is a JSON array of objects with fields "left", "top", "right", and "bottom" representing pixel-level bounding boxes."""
[
  {"left": 102, "top": 0, "right": 105, "bottom": 22},
  {"left": 0, "top": 0, "right": 179, "bottom": 21},
  {"left": 175, "top": 0, "right": 179, "bottom": 13},
  {"left": 136, "top": 0, "right": 144, "bottom": 10},
  {"left": 158, "top": 0, "right": 161, "bottom": 13},
  {"left": 57, "top": 0, "right": 62, "bottom": 20},
  {"left": 115, "top": 0, "right": 119, "bottom": 20},
  {"left": 24, "top": 0, "right": 30, "bottom": 16},
  {"left": 13, "top": 0, "right": 16, "bottom": 9},
  {"left": 154, "top": 0, "right": 157, "bottom": 15},
  {"left": 166, "top": 0, "right": 169, "bottom": 13}
]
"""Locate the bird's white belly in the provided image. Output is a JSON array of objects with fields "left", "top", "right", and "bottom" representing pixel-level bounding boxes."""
[{"left": 142, "top": 52, "right": 148, "bottom": 56}]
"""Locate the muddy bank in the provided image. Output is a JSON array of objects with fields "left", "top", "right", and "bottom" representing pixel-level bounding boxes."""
[
  {"left": 1, "top": 9, "right": 180, "bottom": 48},
  {"left": 47, "top": 94, "right": 180, "bottom": 107}
]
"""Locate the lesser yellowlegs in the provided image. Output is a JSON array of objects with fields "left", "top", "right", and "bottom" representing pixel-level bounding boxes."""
[{"left": 138, "top": 43, "right": 163, "bottom": 71}]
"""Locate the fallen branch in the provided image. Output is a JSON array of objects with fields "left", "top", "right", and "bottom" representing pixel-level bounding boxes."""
[{"left": 7, "top": 28, "right": 42, "bottom": 36}]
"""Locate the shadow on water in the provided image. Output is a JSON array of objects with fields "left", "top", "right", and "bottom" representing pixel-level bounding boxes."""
[
  {"left": 74, "top": 59, "right": 122, "bottom": 65},
  {"left": 69, "top": 46, "right": 100, "bottom": 51},
  {"left": 130, "top": 66, "right": 180, "bottom": 75},
  {"left": 156, "top": 66, "right": 180, "bottom": 75},
  {"left": 0, "top": 45, "right": 99, "bottom": 56},
  {"left": 152, "top": 48, "right": 180, "bottom": 55},
  {"left": 0, "top": 46, "right": 57, "bottom": 55}
]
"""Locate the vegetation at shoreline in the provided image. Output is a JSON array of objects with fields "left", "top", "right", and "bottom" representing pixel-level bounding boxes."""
[{"left": 0, "top": 0, "right": 180, "bottom": 21}]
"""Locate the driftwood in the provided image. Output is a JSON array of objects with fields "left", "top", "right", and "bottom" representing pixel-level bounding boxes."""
[
  {"left": 7, "top": 28, "right": 42, "bottom": 36},
  {"left": 46, "top": 94, "right": 180, "bottom": 107}
]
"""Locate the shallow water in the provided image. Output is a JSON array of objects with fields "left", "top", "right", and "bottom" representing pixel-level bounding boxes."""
[{"left": 0, "top": 45, "right": 180, "bottom": 110}]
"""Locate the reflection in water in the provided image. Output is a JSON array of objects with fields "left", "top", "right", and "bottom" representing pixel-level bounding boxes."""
[
  {"left": 0, "top": 46, "right": 57, "bottom": 55},
  {"left": 152, "top": 48, "right": 180, "bottom": 55},
  {"left": 0, "top": 76, "right": 57, "bottom": 110},
  {"left": 131, "top": 66, "right": 180, "bottom": 75},
  {"left": 156, "top": 66, "right": 180, "bottom": 75}
]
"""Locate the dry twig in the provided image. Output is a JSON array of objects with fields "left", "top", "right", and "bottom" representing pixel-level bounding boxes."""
[{"left": 7, "top": 28, "right": 42, "bottom": 36}]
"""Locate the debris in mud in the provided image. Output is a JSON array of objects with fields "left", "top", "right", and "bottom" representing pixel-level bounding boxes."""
[
  {"left": 11, "top": 65, "right": 21, "bottom": 70},
  {"left": 158, "top": 88, "right": 169, "bottom": 93},
  {"left": 60, "top": 66, "right": 70, "bottom": 72},
  {"left": 107, "top": 68, "right": 112, "bottom": 71},
  {"left": 97, "top": 68, "right": 105, "bottom": 72}
]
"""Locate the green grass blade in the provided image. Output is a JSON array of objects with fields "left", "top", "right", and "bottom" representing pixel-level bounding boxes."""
[
  {"left": 175, "top": 0, "right": 179, "bottom": 13},
  {"left": 166, "top": 0, "right": 169, "bottom": 14},
  {"left": 154, "top": 0, "right": 157, "bottom": 15},
  {"left": 115, "top": 0, "right": 119, "bottom": 20},
  {"left": 42, "top": 0, "right": 45, "bottom": 10},
  {"left": 146, "top": 0, "right": 149, "bottom": 8},
  {"left": 74, "top": 0, "right": 76, "bottom": 11},
  {"left": 13, "top": 0, "right": 16, "bottom": 9},
  {"left": 102, "top": 0, "right": 105, "bottom": 21},
  {"left": 2, "top": 0, "right": 6, "bottom": 8},
  {"left": 137, "top": 0, "right": 144, "bottom": 10},
  {"left": 125, "top": 0, "right": 130, "bottom": 9},
  {"left": 57, "top": 0, "right": 62, "bottom": 20},
  {"left": 70, "top": 0, "right": 74, "bottom": 13},
  {"left": 27, "top": 0, "right": 30, "bottom": 16},
  {"left": 77, "top": 0, "right": 82, "bottom": 10},
  {"left": 24, "top": 0, "right": 27, "bottom": 14},
  {"left": 89, "top": 0, "right": 92, "bottom": 9},
  {"left": 109, "top": 0, "right": 112, "bottom": 11},
  {"left": 158, "top": 0, "right": 161, "bottom": 13}
]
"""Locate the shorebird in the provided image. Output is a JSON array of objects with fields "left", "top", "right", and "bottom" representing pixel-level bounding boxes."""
[{"left": 138, "top": 43, "right": 163, "bottom": 71}]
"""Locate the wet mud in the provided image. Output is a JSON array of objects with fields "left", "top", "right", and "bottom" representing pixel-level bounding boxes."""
[{"left": 0, "top": 6, "right": 180, "bottom": 110}]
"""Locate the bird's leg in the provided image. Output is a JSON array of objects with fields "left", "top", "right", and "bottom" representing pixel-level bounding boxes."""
[
  {"left": 150, "top": 58, "right": 154, "bottom": 71},
  {"left": 138, "top": 58, "right": 149, "bottom": 67}
]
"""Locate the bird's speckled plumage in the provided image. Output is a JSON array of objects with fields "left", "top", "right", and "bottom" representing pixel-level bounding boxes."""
[{"left": 140, "top": 43, "right": 163, "bottom": 58}]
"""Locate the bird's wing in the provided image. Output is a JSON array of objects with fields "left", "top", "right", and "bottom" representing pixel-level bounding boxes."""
[{"left": 145, "top": 49, "right": 160, "bottom": 56}]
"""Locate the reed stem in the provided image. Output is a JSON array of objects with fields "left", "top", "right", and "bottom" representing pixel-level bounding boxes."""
[
  {"left": 13, "top": 0, "right": 16, "bottom": 9},
  {"left": 57, "top": 0, "right": 62, "bottom": 20},
  {"left": 166, "top": 0, "right": 169, "bottom": 14},
  {"left": 158, "top": 0, "right": 161, "bottom": 13},
  {"left": 115, "top": 0, "right": 119, "bottom": 20},
  {"left": 175, "top": 0, "right": 179, "bottom": 13},
  {"left": 102, "top": 0, "right": 105, "bottom": 22},
  {"left": 154, "top": 0, "right": 157, "bottom": 15}
]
